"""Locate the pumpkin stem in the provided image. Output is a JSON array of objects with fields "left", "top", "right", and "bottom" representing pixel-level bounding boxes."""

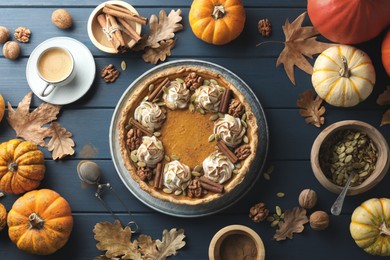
[
  {"left": 379, "top": 222, "right": 390, "bottom": 236},
  {"left": 28, "top": 213, "right": 44, "bottom": 229},
  {"left": 212, "top": 5, "right": 225, "bottom": 20},
  {"left": 8, "top": 162, "right": 18, "bottom": 172},
  {"left": 339, "top": 56, "right": 350, "bottom": 78}
]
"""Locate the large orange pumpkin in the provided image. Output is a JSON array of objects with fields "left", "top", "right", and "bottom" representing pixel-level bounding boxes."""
[
  {"left": 0, "top": 139, "right": 45, "bottom": 194},
  {"left": 308, "top": 0, "right": 390, "bottom": 44},
  {"left": 189, "top": 0, "right": 246, "bottom": 45},
  {"left": 7, "top": 189, "right": 73, "bottom": 255},
  {"left": 382, "top": 29, "right": 390, "bottom": 77}
]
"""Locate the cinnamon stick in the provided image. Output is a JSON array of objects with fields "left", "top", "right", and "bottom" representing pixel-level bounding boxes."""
[
  {"left": 219, "top": 89, "right": 232, "bottom": 113},
  {"left": 199, "top": 176, "right": 224, "bottom": 193},
  {"left": 117, "top": 17, "right": 142, "bottom": 43},
  {"left": 217, "top": 141, "right": 238, "bottom": 164},
  {"left": 106, "top": 14, "right": 127, "bottom": 53},
  {"left": 148, "top": 77, "right": 170, "bottom": 102},
  {"left": 103, "top": 5, "right": 148, "bottom": 25},
  {"left": 153, "top": 163, "right": 164, "bottom": 189},
  {"left": 97, "top": 14, "right": 121, "bottom": 51},
  {"left": 129, "top": 118, "right": 153, "bottom": 137}
]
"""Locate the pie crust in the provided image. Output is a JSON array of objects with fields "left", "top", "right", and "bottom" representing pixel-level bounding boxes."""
[{"left": 118, "top": 66, "right": 258, "bottom": 205}]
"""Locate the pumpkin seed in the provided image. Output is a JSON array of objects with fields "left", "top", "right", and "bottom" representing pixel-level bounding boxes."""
[
  {"left": 163, "top": 188, "right": 173, "bottom": 194},
  {"left": 149, "top": 84, "right": 155, "bottom": 92},
  {"left": 166, "top": 179, "right": 172, "bottom": 184},
  {"left": 243, "top": 135, "right": 249, "bottom": 144},
  {"left": 189, "top": 103, "right": 195, "bottom": 113},
  {"left": 131, "top": 153, "right": 138, "bottom": 163},
  {"left": 165, "top": 155, "right": 170, "bottom": 162},
  {"left": 171, "top": 154, "right": 180, "bottom": 160},
  {"left": 276, "top": 206, "right": 282, "bottom": 216},
  {"left": 194, "top": 165, "right": 203, "bottom": 173},
  {"left": 210, "top": 79, "right": 218, "bottom": 86},
  {"left": 271, "top": 220, "right": 279, "bottom": 227},
  {"left": 203, "top": 79, "right": 210, "bottom": 85},
  {"left": 208, "top": 134, "right": 215, "bottom": 142},
  {"left": 263, "top": 173, "right": 271, "bottom": 180},
  {"left": 137, "top": 161, "right": 146, "bottom": 167},
  {"left": 190, "top": 94, "right": 196, "bottom": 102},
  {"left": 266, "top": 216, "right": 275, "bottom": 222},
  {"left": 241, "top": 119, "right": 247, "bottom": 128},
  {"left": 235, "top": 163, "right": 241, "bottom": 169},
  {"left": 176, "top": 78, "right": 184, "bottom": 83},
  {"left": 218, "top": 113, "right": 224, "bottom": 118},
  {"left": 157, "top": 102, "right": 165, "bottom": 107},
  {"left": 163, "top": 87, "right": 169, "bottom": 95},
  {"left": 233, "top": 169, "right": 239, "bottom": 174},
  {"left": 210, "top": 114, "right": 219, "bottom": 121},
  {"left": 215, "top": 134, "right": 220, "bottom": 141},
  {"left": 192, "top": 171, "right": 201, "bottom": 177},
  {"left": 143, "top": 96, "right": 149, "bottom": 101},
  {"left": 241, "top": 113, "right": 247, "bottom": 121},
  {"left": 155, "top": 142, "right": 163, "bottom": 150},
  {"left": 125, "top": 124, "right": 132, "bottom": 131},
  {"left": 121, "top": 60, "right": 127, "bottom": 70},
  {"left": 154, "top": 132, "right": 161, "bottom": 137},
  {"left": 203, "top": 190, "right": 208, "bottom": 195},
  {"left": 276, "top": 192, "right": 285, "bottom": 198},
  {"left": 197, "top": 107, "right": 205, "bottom": 114},
  {"left": 174, "top": 190, "right": 183, "bottom": 196}
]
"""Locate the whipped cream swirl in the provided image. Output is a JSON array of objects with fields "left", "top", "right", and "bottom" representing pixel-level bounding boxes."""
[
  {"left": 134, "top": 101, "right": 166, "bottom": 130},
  {"left": 194, "top": 84, "right": 221, "bottom": 112},
  {"left": 203, "top": 151, "right": 234, "bottom": 184},
  {"left": 136, "top": 136, "right": 164, "bottom": 168},
  {"left": 214, "top": 114, "right": 246, "bottom": 148},
  {"left": 163, "top": 160, "right": 191, "bottom": 192},
  {"left": 163, "top": 80, "right": 190, "bottom": 110}
]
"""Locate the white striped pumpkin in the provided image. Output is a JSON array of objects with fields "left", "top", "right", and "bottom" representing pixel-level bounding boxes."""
[{"left": 312, "top": 45, "right": 375, "bottom": 107}]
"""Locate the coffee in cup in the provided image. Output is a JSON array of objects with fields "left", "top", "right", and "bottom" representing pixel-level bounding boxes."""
[{"left": 37, "top": 47, "right": 76, "bottom": 97}]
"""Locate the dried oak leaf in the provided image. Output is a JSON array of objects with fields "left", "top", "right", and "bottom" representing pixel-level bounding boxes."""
[
  {"left": 276, "top": 12, "right": 334, "bottom": 85},
  {"left": 93, "top": 220, "right": 142, "bottom": 260},
  {"left": 274, "top": 207, "right": 308, "bottom": 241},
  {"left": 138, "top": 234, "right": 159, "bottom": 260},
  {"left": 381, "top": 109, "right": 390, "bottom": 126},
  {"left": 146, "top": 9, "right": 182, "bottom": 49},
  {"left": 297, "top": 89, "right": 325, "bottom": 127},
  {"left": 47, "top": 122, "right": 75, "bottom": 160},
  {"left": 377, "top": 86, "right": 390, "bottom": 106},
  {"left": 7, "top": 92, "right": 61, "bottom": 146},
  {"left": 142, "top": 39, "right": 175, "bottom": 64},
  {"left": 155, "top": 228, "right": 186, "bottom": 260}
]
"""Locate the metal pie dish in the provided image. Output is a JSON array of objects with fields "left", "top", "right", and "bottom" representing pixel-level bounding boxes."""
[{"left": 110, "top": 59, "right": 269, "bottom": 217}]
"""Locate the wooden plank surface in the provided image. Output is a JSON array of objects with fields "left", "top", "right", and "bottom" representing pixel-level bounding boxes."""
[{"left": 0, "top": 0, "right": 389, "bottom": 259}]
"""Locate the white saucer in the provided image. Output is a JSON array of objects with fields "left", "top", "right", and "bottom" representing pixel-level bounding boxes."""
[{"left": 26, "top": 37, "right": 96, "bottom": 105}]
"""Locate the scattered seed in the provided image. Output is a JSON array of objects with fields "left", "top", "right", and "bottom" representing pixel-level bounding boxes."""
[
  {"left": 197, "top": 107, "right": 205, "bottom": 114},
  {"left": 192, "top": 171, "right": 201, "bottom": 177},
  {"left": 131, "top": 153, "right": 138, "bottom": 163},
  {"left": 157, "top": 102, "right": 165, "bottom": 107},
  {"left": 194, "top": 165, "right": 203, "bottom": 172},
  {"left": 203, "top": 79, "right": 210, "bottom": 85},
  {"left": 243, "top": 135, "right": 249, "bottom": 143},
  {"left": 166, "top": 179, "right": 172, "bottom": 184},
  {"left": 263, "top": 173, "right": 271, "bottom": 180},
  {"left": 210, "top": 114, "right": 219, "bottom": 121},
  {"left": 271, "top": 220, "right": 279, "bottom": 227},
  {"left": 163, "top": 188, "right": 173, "bottom": 194},
  {"left": 155, "top": 142, "right": 163, "bottom": 150},
  {"left": 276, "top": 192, "right": 285, "bottom": 198},
  {"left": 233, "top": 169, "right": 239, "bottom": 174},
  {"left": 218, "top": 113, "right": 224, "bottom": 118},
  {"left": 137, "top": 161, "right": 146, "bottom": 167},
  {"left": 235, "top": 163, "right": 242, "bottom": 169},
  {"left": 154, "top": 132, "right": 161, "bottom": 137},
  {"left": 149, "top": 84, "right": 154, "bottom": 92},
  {"left": 174, "top": 190, "right": 183, "bottom": 196},
  {"left": 165, "top": 155, "right": 170, "bottom": 162},
  {"left": 143, "top": 96, "right": 149, "bottom": 101},
  {"left": 210, "top": 79, "right": 218, "bottom": 86},
  {"left": 121, "top": 60, "right": 127, "bottom": 70},
  {"left": 276, "top": 206, "right": 282, "bottom": 216},
  {"left": 189, "top": 103, "right": 195, "bottom": 113},
  {"left": 266, "top": 216, "right": 274, "bottom": 222},
  {"left": 241, "top": 119, "right": 248, "bottom": 128},
  {"left": 171, "top": 154, "right": 180, "bottom": 161},
  {"left": 215, "top": 133, "right": 220, "bottom": 141},
  {"left": 176, "top": 78, "right": 184, "bottom": 83},
  {"left": 242, "top": 113, "right": 247, "bottom": 121},
  {"left": 125, "top": 124, "right": 132, "bottom": 131},
  {"left": 208, "top": 134, "right": 215, "bottom": 142}
]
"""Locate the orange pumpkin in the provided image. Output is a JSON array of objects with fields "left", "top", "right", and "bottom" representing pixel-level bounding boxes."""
[
  {"left": 7, "top": 189, "right": 73, "bottom": 255},
  {"left": 189, "top": 0, "right": 246, "bottom": 45},
  {"left": 382, "top": 29, "right": 390, "bottom": 77},
  {"left": 0, "top": 139, "right": 45, "bottom": 194},
  {"left": 0, "top": 203, "right": 6, "bottom": 231}
]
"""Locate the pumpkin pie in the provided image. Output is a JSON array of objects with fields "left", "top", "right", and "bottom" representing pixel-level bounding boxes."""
[{"left": 118, "top": 66, "right": 258, "bottom": 205}]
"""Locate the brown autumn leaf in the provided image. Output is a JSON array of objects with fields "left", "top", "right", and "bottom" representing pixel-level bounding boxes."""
[
  {"left": 94, "top": 220, "right": 186, "bottom": 260},
  {"left": 274, "top": 207, "right": 308, "bottom": 241},
  {"left": 142, "top": 39, "right": 175, "bottom": 64},
  {"left": 381, "top": 109, "right": 390, "bottom": 126},
  {"left": 7, "top": 92, "right": 61, "bottom": 146},
  {"left": 93, "top": 220, "right": 141, "bottom": 260},
  {"left": 276, "top": 12, "right": 334, "bottom": 85},
  {"left": 47, "top": 122, "right": 75, "bottom": 160},
  {"left": 297, "top": 89, "right": 325, "bottom": 127},
  {"left": 377, "top": 86, "right": 390, "bottom": 106},
  {"left": 155, "top": 228, "right": 186, "bottom": 260}
]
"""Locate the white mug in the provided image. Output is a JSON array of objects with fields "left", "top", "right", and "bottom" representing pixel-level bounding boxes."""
[{"left": 36, "top": 47, "right": 76, "bottom": 97}]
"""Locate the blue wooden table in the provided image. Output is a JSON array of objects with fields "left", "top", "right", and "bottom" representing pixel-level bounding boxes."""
[{"left": 0, "top": 1, "right": 389, "bottom": 259}]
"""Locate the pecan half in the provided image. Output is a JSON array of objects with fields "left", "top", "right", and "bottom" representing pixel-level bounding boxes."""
[
  {"left": 234, "top": 144, "right": 251, "bottom": 160},
  {"left": 249, "top": 202, "right": 269, "bottom": 222},
  {"left": 258, "top": 19, "right": 272, "bottom": 37},
  {"left": 184, "top": 72, "right": 203, "bottom": 91},
  {"left": 137, "top": 167, "right": 153, "bottom": 181},
  {"left": 228, "top": 99, "right": 245, "bottom": 118},
  {"left": 187, "top": 178, "right": 203, "bottom": 198}
]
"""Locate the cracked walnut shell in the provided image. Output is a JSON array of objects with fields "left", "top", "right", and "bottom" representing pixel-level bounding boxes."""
[{"left": 14, "top": 27, "right": 31, "bottom": 43}]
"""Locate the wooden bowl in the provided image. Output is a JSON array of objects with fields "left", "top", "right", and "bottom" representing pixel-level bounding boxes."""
[
  {"left": 87, "top": 0, "right": 142, "bottom": 53},
  {"left": 311, "top": 120, "right": 389, "bottom": 195},
  {"left": 209, "top": 225, "right": 265, "bottom": 260}
]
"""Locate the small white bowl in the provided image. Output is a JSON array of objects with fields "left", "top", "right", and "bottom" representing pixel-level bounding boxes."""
[
  {"left": 87, "top": 0, "right": 142, "bottom": 53},
  {"left": 209, "top": 225, "right": 265, "bottom": 260}
]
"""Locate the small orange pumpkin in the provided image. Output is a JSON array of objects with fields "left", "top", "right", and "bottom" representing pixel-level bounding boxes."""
[
  {"left": 0, "top": 139, "right": 45, "bottom": 194},
  {"left": 0, "top": 203, "right": 6, "bottom": 231},
  {"left": 382, "top": 29, "right": 390, "bottom": 77},
  {"left": 7, "top": 189, "right": 73, "bottom": 255},
  {"left": 189, "top": 0, "right": 246, "bottom": 45}
]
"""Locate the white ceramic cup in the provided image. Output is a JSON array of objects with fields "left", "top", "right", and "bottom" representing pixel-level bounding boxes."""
[{"left": 36, "top": 46, "right": 76, "bottom": 97}]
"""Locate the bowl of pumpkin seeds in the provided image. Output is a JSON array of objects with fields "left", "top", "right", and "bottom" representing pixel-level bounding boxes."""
[{"left": 311, "top": 120, "right": 389, "bottom": 195}]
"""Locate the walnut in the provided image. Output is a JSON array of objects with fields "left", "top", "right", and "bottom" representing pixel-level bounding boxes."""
[
  {"left": 187, "top": 178, "right": 202, "bottom": 198},
  {"left": 298, "top": 189, "right": 317, "bottom": 209},
  {"left": 101, "top": 64, "right": 120, "bottom": 83},
  {"left": 258, "top": 18, "right": 272, "bottom": 37},
  {"left": 228, "top": 99, "right": 245, "bottom": 118},
  {"left": 51, "top": 9, "right": 73, "bottom": 29},
  {"left": 126, "top": 128, "right": 142, "bottom": 151},
  {"left": 234, "top": 144, "right": 251, "bottom": 160},
  {"left": 184, "top": 72, "right": 203, "bottom": 91},
  {"left": 0, "top": 26, "right": 10, "bottom": 43},
  {"left": 249, "top": 202, "right": 269, "bottom": 222},
  {"left": 14, "top": 27, "right": 31, "bottom": 43},
  {"left": 309, "top": 211, "right": 329, "bottom": 231},
  {"left": 3, "top": 41, "right": 20, "bottom": 60},
  {"left": 137, "top": 167, "right": 153, "bottom": 181}
]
